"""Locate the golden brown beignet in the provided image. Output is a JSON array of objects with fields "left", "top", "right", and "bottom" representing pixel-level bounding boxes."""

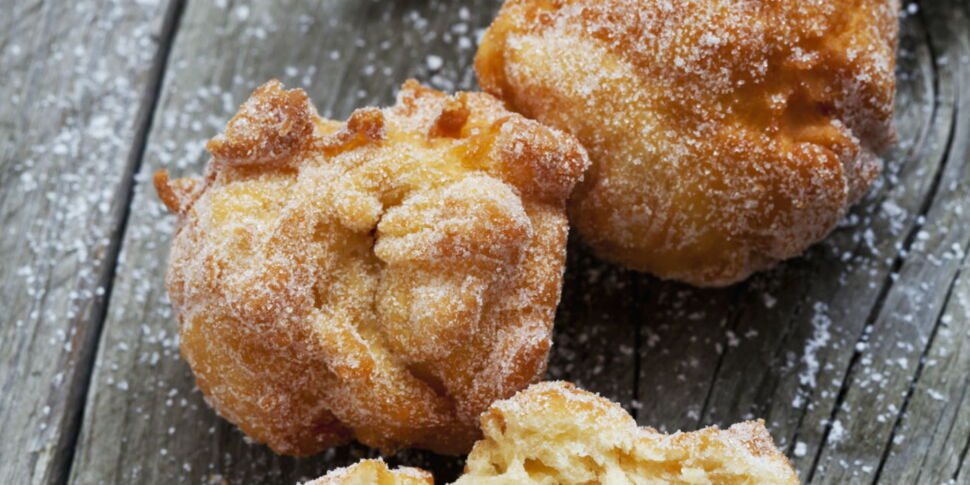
[
  {"left": 476, "top": 0, "right": 899, "bottom": 286},
  {"left": 155, "top": 79, "right": 588, "bottom": 456}
]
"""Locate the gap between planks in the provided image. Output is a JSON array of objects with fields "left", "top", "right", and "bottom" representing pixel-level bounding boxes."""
[{"left": 58, "top": 1, "right": 188, "bottom": 484}]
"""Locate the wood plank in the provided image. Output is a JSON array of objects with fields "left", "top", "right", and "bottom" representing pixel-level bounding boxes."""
[
  {"left": 547, "top": 241, "right": 640, "bottom": 409},
  {"left": 810, "top": 1, "right": 970, "bottom": 482},
  {"left": 635, "top": 279, "right": 750, "bottom": 432},
  {"left": 875, "top": 250, "right": 970, "bottom": 483},
  {"left": 0, "top": 1, "right": 176, "bottom": 484},
  {"left": 68, "top": 1, "right": 521, "bottom": 484}
]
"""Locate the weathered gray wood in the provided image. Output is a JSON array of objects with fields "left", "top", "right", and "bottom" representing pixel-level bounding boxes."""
[
  {"left": 0, "top": 1, "right": 175, "bottom": 484},
  {"left": 636, "top": 280, "right": 751, "bottom": 432},
  {"left": 68, "top": 1, "right": 515, "bottom": 484},
  {"left": 875, "top": 249, "right": 970, "bottom": 483},
  {"left": 811, "top": 1, "right": 970, "bottom": 482},
  {"left": 548, "top": 241, "right": 640, "bottom": 409}
]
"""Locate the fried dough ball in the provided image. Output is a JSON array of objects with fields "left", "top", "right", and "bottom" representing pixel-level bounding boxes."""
[
  {"left": 476, "top": 0, "right": 899, "bottom": 286},
  {"left": 154, "top": 79, "right": 589, "bottom": 456},
  {"left": 454, "top": 381, "right": 800, "bottom": 484},
  {"left": 302, "top": 460, "right": 432, "bottom": 485}
]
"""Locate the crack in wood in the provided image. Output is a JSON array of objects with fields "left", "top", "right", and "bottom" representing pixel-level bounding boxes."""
[
  {"left": 697, "top": 296, "right": 747, "bottom": 422},
  {"left": 56, "top": 1, "right": 187, "bottom": 484},
  {"left": 954, "top": 419, "right": 970, "bottom": 481},
  {"left": 631, "top": 275, "right": 643, "bottom": 422},
  {"left": 805, "top": 8, "right": 961, "bottom": 483},
  {"left": 871, "top": 255, "right": 966, "bottom": 484}
]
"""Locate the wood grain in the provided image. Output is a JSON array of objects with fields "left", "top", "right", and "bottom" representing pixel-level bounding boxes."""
[
  {"left": 811, "top": 1, "right": 970, "bottom": 482},
  {"left": 0, "top": 1, "right": 174, "bottom": 484},
  {"left": 547, "top": 240, "right": 640, "bottom": 411}
]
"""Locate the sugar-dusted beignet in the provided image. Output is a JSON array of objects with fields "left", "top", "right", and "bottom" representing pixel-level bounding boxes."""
[
  {"left": 476, "top": 0, "right": 899, "bottom": 286},
  {"left": 155, "top": 79, "right": 588, "bottom": 456}
]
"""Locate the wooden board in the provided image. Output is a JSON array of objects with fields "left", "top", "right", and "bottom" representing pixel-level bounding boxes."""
[
  {"left": 810, "top": 2, "right": 970, "bottom": 482},
  {"left": 0, "top": 0, "right": 966, "bottom": 484},
  {"left": 0, "top": 1, "right": 176, "bottom": 484}
]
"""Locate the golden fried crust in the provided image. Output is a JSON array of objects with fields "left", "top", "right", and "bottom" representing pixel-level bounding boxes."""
[
  {"left": 476, "top": 0, "right": 900, "bottom": 286},
  {"left": 302, "top": 460, "right": 433, "bottom": 485},
  {"left": 154, "top": 79, "right": 589, "bottom": 456},
  {"left": 454, "top": 381, "right": 801, "bottom": 484}
]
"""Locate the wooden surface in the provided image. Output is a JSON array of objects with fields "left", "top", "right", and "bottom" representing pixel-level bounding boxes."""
[
  {"left": 0, "top": 0, "right": 967, "bottom": 484},
  {"left": 0, "top": 1, "right": 177, "bottom": 484}
]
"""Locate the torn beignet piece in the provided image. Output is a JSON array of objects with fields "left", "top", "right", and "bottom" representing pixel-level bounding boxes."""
[
  {"left": 455, "top": 381, "right": 801, "bottom": 485},
  {"left": 302, "top": 460, "right": 432, "bottom": 485}
]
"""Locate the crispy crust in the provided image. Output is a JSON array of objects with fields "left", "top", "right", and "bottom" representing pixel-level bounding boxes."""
[
  {"left": 155, "top": 80, "right": 589, "bottom": 456},
  {"left": 455, "top": 381, "right": 801, "bottom": 484},
  {"left": 476, "top": 0, "right": 899, "bottom": 286}
]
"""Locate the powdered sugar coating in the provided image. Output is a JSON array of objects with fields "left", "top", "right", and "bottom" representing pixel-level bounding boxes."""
[
  {"left": 476, "top": 0, "right": 900, "bottom": 286},
  {"left": 154, "top": 80, "right": 589, "bottom": 456}
]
